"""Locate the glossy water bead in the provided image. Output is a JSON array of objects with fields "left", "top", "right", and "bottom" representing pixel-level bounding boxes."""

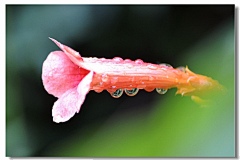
[
  {"left": 110, "top": 89, "right": 124, "bottom": 98},
  {"left": 125, "top": 88, "right": 139, "bottom": 96},
  {"left": 156, "top": 88, "right": 168, "bottom": 94}
]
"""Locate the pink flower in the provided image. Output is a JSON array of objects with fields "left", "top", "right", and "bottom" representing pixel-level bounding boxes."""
[
  {"left": 42, "top": 38, "right": 94, "bottom": 123},
  {"left": 42, "top": 38, "right": 226, "bottom": 123}
]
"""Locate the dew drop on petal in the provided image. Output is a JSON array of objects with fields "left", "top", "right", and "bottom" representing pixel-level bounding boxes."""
[
  {"left": 176, "top": 66, "right": 186, "bottom": 73},
  {"left": 159, "top": 63, "right": 172, "bottom": 67},
  {"left": 111, "top": 77, "right": 118, "bottom": 84},
  {"left": 100, "top": 58, "right": 106, "bottom": 60},
  {"left": 110, "top": 89, "right": 124, "bottom": 98},
  {"left": 156, "top": 88, "right": 168, "bottom": 94},
  {"left": 147, "top": 64, "right": 158, "bottom": 70},
  {"left": 135, "top": 59, "right": 144, "bottom": 64},
  {"left": 113, "top": 57, "right": 123, "bottom": 62},
  {"left": 124, "top": 59, "right": 132, "bottom": 63},
  {"left": 93, "top": 82, "right": 104, "bottom": 92},
  {"left": 125, "top": 88, "right": 139, "bottom": 96},
  {"left": 102, "top": 74, "right": 109, "bottom": 82},
  {"left": 107, "top": 88, "right": 117, "bottom": 93},
  {"left": 94, "top": 88, "right": 104, "bottom": 93},
  {"left": 145, "top": 87, "right": 155, "bottom": 92},
  {"left": 149, "top": 76, "right": 154, "bottom": 81}
]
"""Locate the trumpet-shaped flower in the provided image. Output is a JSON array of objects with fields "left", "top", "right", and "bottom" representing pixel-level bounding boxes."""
[
  {"left": 42, "top": 38, "right": 94, "bottom": 123},
  {"left": 42, "top": 38, "right": 226, "bottom": 123}
]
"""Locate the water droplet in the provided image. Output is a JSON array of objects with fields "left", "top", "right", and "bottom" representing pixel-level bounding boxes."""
[
  {"left": 156, "top": 88, "right": 168, "bottom": 94},
  {"left": 149, "top": 76, "right": 154, "bottom": 81},
  {"left": 124, "top": 59, "right": 132, "bottom": 63},
  {"left": 111, "top": 77, "right": 118, "bottom": 84},
  {"left": 94, "top": 89, "right": 103, "bottom": 93},
  {"left": 160, "top": 63, "right": 172, "bottom": 67},
  {"left": 107, "top": 88, "right": 117, "bottom": 93},
  {"left": 100, "top": 58, "right": 106, "bottom": 60},
  {"left": 102, "top": 74, "right": 108, "bottom": 82},
  {"left": 125, "top": 88, "right": 139, "bottom": 96},
  {"left": 176, "top": 66, "right": 186, "bottom": 73},
  {"left": 93, "top": 81, "right": 104, "bottom": 92},
  {"left": 145, "top": 88, "right": 155, "bottom": 92},
  {"left": 110, "top": 89, "right": 124, "bottom": 98},
  {"left": 135, "top": 59, "right": 144, "bottom": 64},
  {"left": 113, "top": 57, "right": 123, "bottom": 62},
  {"left": 147, "top": 64, "right": 158, "bottom": 70}
]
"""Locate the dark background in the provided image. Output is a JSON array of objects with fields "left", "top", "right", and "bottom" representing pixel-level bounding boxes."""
[{"left": 6, "top": 5, "right": 235, "bottom": 157}]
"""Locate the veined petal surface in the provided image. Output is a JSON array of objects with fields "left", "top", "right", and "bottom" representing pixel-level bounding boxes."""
[{"left": 42, "top": 51, "right": 89, "bottom": 98}]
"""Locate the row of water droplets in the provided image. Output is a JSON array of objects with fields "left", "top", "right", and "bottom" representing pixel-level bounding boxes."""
[
  {"left": 110, "top": 88, "right": 168, "bottom": 98},
  {"left": 109, "top": 62, "right": 174, "bottom": 98},
  {"left": 110, "top": 64, "right": 187, "bottom": 98},
  {"left": 111, "top": 88, "right": 139, "bottom": 98},
  {"left": 96, "top": 58, "right": 186, "bottom": 98}
]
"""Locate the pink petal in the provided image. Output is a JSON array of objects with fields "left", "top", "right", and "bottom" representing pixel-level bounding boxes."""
[
  {"left": 42, "top": 51, "right": 89, "bottom": 98},
  {"left": 49, "top": 37, "right": 83, "bottom": 66},
  {"left": 52, "top": 71, "right": 94, "bottom": 123}
]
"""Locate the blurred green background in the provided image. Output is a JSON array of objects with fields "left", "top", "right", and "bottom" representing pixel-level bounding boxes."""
[{"left": 6, "top": 5, "right": 235, "bottom": 157}]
